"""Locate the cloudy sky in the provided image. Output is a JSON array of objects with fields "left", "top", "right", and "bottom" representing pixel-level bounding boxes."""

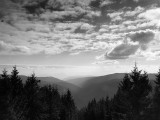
[{"left": 0, "top": 0, "right": 160, "bottom": 79}]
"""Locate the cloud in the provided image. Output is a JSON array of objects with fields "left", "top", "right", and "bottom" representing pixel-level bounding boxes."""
[
  {"left": 0, "top": 41, "right": 30, "bottom": 55},
  {"left": 124, "top": 6, "right": 144, "bottom": 17},
  {"left": 92, "top": 41, "right": 108, "bottom": 50},
  {"left": 93, "top": 54, "right": 119, "bottom": 64},
  {"left": 105, "top": 43, "right": 139, "bottom": 59},
  {"left": 128, "top": 30, "right": 155, "bottom": 44},
  {"left": 138, "top": 8, "right": 160, "bottom": 27},
  {"left": 104, "top": 30, "right": 155, "bottom": 60},
  {"left": 108, "top": 11, "right": 123, "bottom": 22},
  {"left": 40, "top": 5, "right": 88, "bottom": 22},
  {"left": 133, "top": 0, "right": 139, "bottom": 3},
  {"left": 136, "top": 49, "right": 160, "bottom": 61},
  {"left": 92, "top": 60, "right": 119, "bottom": 65},
  {"left": 74, "top": 23, "right": 95, "bottom": 33},
  {"left": 101, "top": 0, "right": 113, "bottom": 7},
  {"left": 0, "top": 0, "right": 158, "bottom": 60}
]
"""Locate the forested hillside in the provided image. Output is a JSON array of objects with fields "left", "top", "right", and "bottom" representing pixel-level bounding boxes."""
[
  {"left": 1, "top": 65, "right": 160, "bottom": 120},
  {"left": 0, "top": 66, "right": 77, "bottom": 120}
]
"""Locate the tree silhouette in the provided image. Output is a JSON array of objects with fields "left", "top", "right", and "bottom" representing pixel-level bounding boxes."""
[
  {"left": 8, "top": 66, "right": 24, "bottom": 120},
  {"left": 130, "top": 66, "right": 152, "bottom": 119},
  {"left": 61, "top": 89, "right": 77, "bottom": 120},
  {"left": 113, "top": 65, "right": 152, "bottom": 120},
  {"left": 152, "top": 69, "right": 160, "bottom": 119},
  {"left": 40, "top": 85, "right": 61, "bottom": 120},
  {"left": 23, "top": 73, "right": 45, "bottom": 120},
  {"left": 0, "top": 69, "right": 11, "bottom": 120},
  {"left": 10, "top": 66, "right": 23, "bottom": 99},
  {"left": 112, "top": 79, "right": 133, "bottom": 120}
]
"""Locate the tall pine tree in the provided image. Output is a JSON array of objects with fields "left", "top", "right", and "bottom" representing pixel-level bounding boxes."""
[
  {"left": 40, "top": 85, "right": 61, "bottom": 120},
  {"left": 61, "top": 89, "right": 77, "bottom": 120},
  {"left": 0, "top": 69, "right": 11, "bottom": 120},
  {"left": 112, "top": 74, "right": 133, "bottom": 120},
  {"left": 130, "top": 66, "right": 152, "bottom": 119},
  {"left": 112, "top": 65, "right": 152, "bottom": 120},
  {"left": 10, "top": 66, "right": 23, "bottom": 99},
  {"left": 9, "top": 66, "right": 24, "bottom": 120},
  {"left": 152, "top": 69, "right": 160, "bottom": 119},
  {"left": 24, "top": 73, "right": 45, "bottom": 120}
]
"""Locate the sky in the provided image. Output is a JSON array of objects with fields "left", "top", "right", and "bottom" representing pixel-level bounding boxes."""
[{"left": 0, "top": 0, "right": 160, "bottom": 80}]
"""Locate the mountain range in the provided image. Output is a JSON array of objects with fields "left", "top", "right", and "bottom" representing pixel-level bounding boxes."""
[{"left": 19, "top": 73, "right": 156, "bottom": 108}]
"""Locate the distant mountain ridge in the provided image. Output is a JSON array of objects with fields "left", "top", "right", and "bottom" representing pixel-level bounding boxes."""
[
  {"left": 68, "top": 73, "right": 156, "bottom": 108},
  {"left": 19, "top": 75, "right": 80, "bottom": 93},
  {"left": 8, "top": 73, "right": 156, "bottom": 108},
  {"left": 19, "top": 75, "right": 84, "bottom": 107},
  {"left": 67, "top": 76, "right": 95, "bottom": 87}
]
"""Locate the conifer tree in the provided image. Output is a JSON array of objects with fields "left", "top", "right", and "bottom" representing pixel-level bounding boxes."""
[
  {"left": 86, "top": 98, "right": 97, "bottom": 120},
  {"left": 41, "top": 85, "right": 61, "bottom": 120},
  {"left": 152, "top": 69, "right": 160, "bottom": 119},
  {"left": 105, "top": 96, "right": 112, "bottom": 120},
  {"left": 10, "top": 66, "right": 23, "bottom": 99},
  {"left": 8, "top": 66, "right": 24, "bottom": 120},
  {"left": 0, "top": 69, "right": 11, "bottom": 120},
  {"left": 96, "top": 98, "right": 107, "bottom": 120},
  {"left": 61, "top": 89, "right": 77, "bottom": 120},
  {"left": 24, "top": 73, "right": 45, "bottom": 120},
  {"left": 112, "top": 65, "right": 152, "bottom": 120},
  {"left": 112, "top": 74, "right": 133, "bottom": 120},
  {"left": 130, "top": 66, "right": 152, "bottom": 119},
  {"left": 119, "top": 74, "right": 132, "bottom": 92}
]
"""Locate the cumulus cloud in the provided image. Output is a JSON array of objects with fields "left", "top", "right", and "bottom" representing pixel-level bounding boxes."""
[
  {"left": 101, "top": 0, "right": 113, "bottom": 6},
  {"left": 91, "top": 41, "right": 108, "bottom": 50},
  {"left": 128, "top": 30, "right": 155, "bottom": 44},
  {"left": 124, "top": 6, "right": 144, "bottom": 17},
  {"left": 108, "top": 11, "right": 123, "bottom": 22},
  {"left": 74, "top": 23, "right": 95, "bottom": 33},
  {"left": 138, "top": 8, "right": 160, "bottom": 27},
  {"left": 105, "top": 43, "right": 139, "bottom": 59},
  {"left": 104, "top": 29, "right": 156, "bottom": 60}
]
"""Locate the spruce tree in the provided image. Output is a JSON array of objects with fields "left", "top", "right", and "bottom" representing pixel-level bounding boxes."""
[
  {"left": 10, "top": 66, "right": 23, "bottom": 99},
  {"left": 152, "top": 69, "right": 160, "bottom": 119},
  {"left": 61, "top": 89, "right": 77, "bottom": 120},
  {"left": 119, "top": 74, "right": 132, "bottom": 92},
  {"left": 0, "top": 69, "right": 11, "bottom": 120},
  {"left": 130, "top": 66, "right": 152, "bottom": 119},
  {"left": 85, "top": 98, "right": 97, "bottom": 120},
  {"left": 24, "top": 73, "right": 45, "bottom": 120},
  {"left": 41, "top": 85, "right": 61, "bottom": 120},
  {"left": 96, "top": 98, "right": 107, "bottom": 120},
  {"left": 112, "top": 65, "right": 152, "bottom": 120},
  {"left": 105, "top": 96, "right": 112, "bottom": 120},
  {"left": 112, "top": 74, "right": 133, "bottom": 120},
  {"left": 9, "top": 66, "right": 24, "bottom": 120}
]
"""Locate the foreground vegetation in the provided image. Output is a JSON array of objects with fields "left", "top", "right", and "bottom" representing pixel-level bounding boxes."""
[
  {"left": 0, "top": 66, "right": 77, "bottom": 120},
  {"left": 0, "top": 65, "right": 160, "bottom": 120}
]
